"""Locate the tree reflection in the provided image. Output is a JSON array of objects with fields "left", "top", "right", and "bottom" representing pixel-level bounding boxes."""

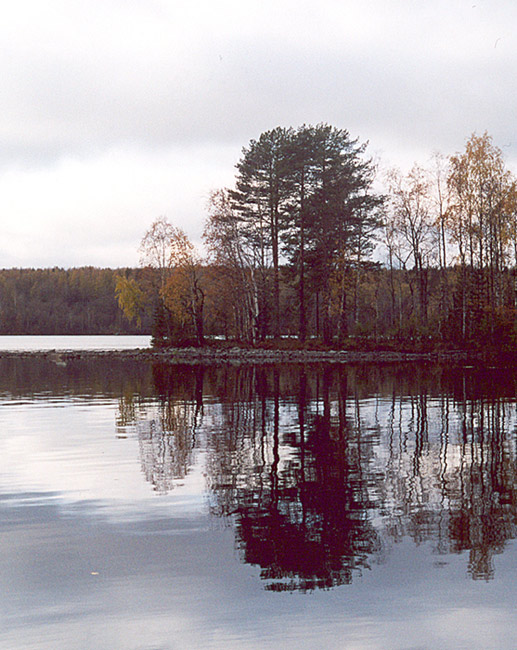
[
  {"left": 114, "top": 362, "right": 517, "bottom": 588},
  {"left": 207, "top": 367, "right": 381, "bottom": 591},
  {"left": 381, "top": 375, "right": 517, "bottom": 581},
  {"left": 116, "top": 364, "right": 205, "bottom": 493},
  {"left": 446, "top": 394, "right": 517, "bottom": 580}
]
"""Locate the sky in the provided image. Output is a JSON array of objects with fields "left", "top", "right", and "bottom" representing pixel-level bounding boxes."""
[{"left": 2, "top": 0, "right": 517, "bottom": 269}]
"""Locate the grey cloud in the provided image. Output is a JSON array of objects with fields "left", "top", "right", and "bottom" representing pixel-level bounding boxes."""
[
  {"left": 1, "top": 0, "right": 517, "bottom": 172},
  {"left": 3, "top": 34, "right": 516, "bottom": 170},
  {"left": 3, "top": 0, "right": 517, "bottom": 267}
]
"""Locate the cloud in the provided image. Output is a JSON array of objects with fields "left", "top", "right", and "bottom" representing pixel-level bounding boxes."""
[
  {"left": 2, "top": 0, "right": 517, "bottom": 266},
  {"left": 2, "top": 0, "right": 516, "bottom": 161},
  {"left": 0, "top": 144, "right": 237, "bottom": 268}
]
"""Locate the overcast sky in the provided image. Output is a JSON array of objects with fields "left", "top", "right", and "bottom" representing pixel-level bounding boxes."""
[{"left": 2, "top": 0, "right": 517, "bottom": 268}]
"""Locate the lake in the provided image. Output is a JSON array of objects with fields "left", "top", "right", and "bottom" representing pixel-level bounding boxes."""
[
  {"left": 2, "top": 342, "right": 517, "bottom": 648},
  {"left": 0, "top": 334, "right": 151, "bottom": 351}
]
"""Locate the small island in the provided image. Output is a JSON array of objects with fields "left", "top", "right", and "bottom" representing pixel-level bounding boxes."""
[
  {"left": 111, "top": 126, "right": 517, "bottom": 364},
  {"left": 1, "top": 126, "right": 516, "bottom": 367}
]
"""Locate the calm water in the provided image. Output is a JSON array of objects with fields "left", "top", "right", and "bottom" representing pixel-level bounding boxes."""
[
  {"left": 0, "top": 334, "right": 151, "bottom": 351},
  {"left": 2, "top": 353, "right": 517, "bottom": 649}
]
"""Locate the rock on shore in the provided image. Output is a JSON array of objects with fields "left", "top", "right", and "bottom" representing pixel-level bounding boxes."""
[{"left": 0, "top": 347, "right": 480, "bottom": 365}]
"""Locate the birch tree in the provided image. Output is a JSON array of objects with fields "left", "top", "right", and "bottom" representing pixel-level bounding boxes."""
[
  {"left": 447, "top": 132, "right": 517, "bottom": 341},
  {"left": 386, "top": 164, "right": 435, "bottom": 331}
]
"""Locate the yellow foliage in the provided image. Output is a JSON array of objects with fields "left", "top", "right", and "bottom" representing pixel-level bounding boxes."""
[{"left": 115, "top": 275, "right": 146, "bottom": 326}]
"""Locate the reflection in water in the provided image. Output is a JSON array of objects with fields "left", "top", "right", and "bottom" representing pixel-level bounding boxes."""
[
  {"left": 112, "top": 362, "right": 517, "bottom": 589},
  {"left": 115, "top": 365, "right": 204, "bottom": 493},
  {"left": 138, "top": 366, "right": 204, "bottom": 493},
  {"left": 206, "top": 368, "right": 381, "bottom": 591}
]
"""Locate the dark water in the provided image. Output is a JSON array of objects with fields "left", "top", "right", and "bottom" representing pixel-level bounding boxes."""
[{"left": 2, "top": 357, "right": 517, "bottom": 649}]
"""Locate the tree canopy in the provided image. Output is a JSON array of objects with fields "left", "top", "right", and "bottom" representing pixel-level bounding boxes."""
[
  {"left": 108, "top": 126, "right": 517, "bottom": 351},
  {"left": 206, "top": 123, "right": 383, "bottom": 344}
]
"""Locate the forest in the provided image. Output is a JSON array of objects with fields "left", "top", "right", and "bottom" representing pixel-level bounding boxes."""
[
  {"left": 0, "top": 267, "right": 150, "bottom": 334},
  {"left": 4, "top": 123, "right": 517, "bottom": 352},
  {"left": 117, "top": 124, "right": 517, "bottom": 353}
]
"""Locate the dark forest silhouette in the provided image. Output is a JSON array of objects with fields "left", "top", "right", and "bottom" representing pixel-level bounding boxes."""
[{"left": 0, "top": 267, "right": 149, "bottom": 335}]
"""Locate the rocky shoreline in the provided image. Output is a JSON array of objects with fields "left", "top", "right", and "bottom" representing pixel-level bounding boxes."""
[{"left": 0, "top": 347, "right": 485, "bottom": 365}]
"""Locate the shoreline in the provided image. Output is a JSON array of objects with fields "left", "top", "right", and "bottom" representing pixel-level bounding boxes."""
[{"left": 0, "top": 347, "right": 487, "bottom": 365}]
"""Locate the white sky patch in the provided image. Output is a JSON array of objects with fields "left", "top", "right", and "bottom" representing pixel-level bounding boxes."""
[{"left": 0, "top": 143, "right": 238, "bottom": 267}]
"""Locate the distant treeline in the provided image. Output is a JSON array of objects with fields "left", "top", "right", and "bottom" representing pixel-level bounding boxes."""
[
  {"left": 0, "top": 267, "right": 151, "bottom": 334},
  {"left": 3, "top": 262, "right": 517, "bottom": 347}
]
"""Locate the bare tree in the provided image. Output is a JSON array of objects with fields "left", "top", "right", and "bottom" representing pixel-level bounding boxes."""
[{"left": 386, "top": 165, "right": 435, "bottom": 330}]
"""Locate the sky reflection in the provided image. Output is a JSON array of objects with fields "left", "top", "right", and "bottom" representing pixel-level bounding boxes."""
[{"left": 3, "top": 359, "right": 517, "bottom": 648}]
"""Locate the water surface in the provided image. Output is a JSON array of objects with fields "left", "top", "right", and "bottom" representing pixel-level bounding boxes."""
[
  {"left": 0, "top": 334, "right": 151, "bottom": 351},
  {"left": 2, "top": 357, "right": 517, "bottom": 649}
]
